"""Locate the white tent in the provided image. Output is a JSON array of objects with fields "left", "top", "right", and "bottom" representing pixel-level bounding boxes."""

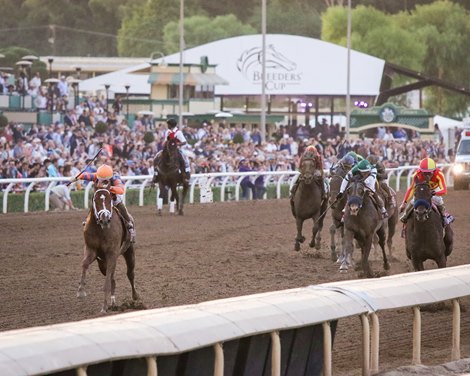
[{"left": 79, "top": 34, "right": 385, "bottom": 97}]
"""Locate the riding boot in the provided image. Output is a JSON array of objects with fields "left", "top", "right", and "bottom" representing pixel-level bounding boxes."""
[
  {"left": 115, "top": 202, "right": 136, "bottom": 243},
  {"left": 152, "top": 172, "right": 159, "bottom": 185},
  {"left": 400, "top": 203, "right": 413, "bottom": 224},
  {"left": 290, "top": 179, "right": 299, "bottom": 199},
  {"left": 436, "top": 203, "right": 448, "bottom": 226},
  {"left": 381, "top": 182, "right": 396, "bottom": 208},
  {"left": 184, "top": 171, "right": 191, "bottom": 184},
  {"left": 371, "top": 191, "right": 388, "bottom": 218}
]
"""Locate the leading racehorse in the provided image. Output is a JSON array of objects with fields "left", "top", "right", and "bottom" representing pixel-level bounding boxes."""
[
  {"left": 77, "top": 184, "right": 139, "bottom": 312},
  {"left": 291, "top": 157, "right": 328, "bottom": 252},
  {"left": 404, "top": 179, "right": 453, "bottom": 271},
  {"left": 340, "top": 176, "right": 390, "bottom": 277},
  {"left": 153, "top": 138, "right": 189, "bottom": 215}
]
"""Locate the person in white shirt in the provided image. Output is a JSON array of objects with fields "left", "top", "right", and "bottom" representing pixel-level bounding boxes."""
[
  {"left": 57, "top": 76, "right": 68, "bottom": 97},
  {"left": 49, "top": 184, "right": 76, "bottom": 211}
]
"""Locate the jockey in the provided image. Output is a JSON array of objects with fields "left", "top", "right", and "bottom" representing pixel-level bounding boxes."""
[
  {"left": 399, "top": 157, "right": 449, "bottom": 226},
  {"left": 75, "top": 164, "right": 136, "bottom": 243},
  {"left": 290, "top": 145, "right": 327, "bottom": 200},
  {"left": 160, "top": 118, "right": 191, "bottom": 182},
  {"left": 331, "top": 154, "right": 355, "bottom": 175},
  {"left": 366, "top": 154, "right": 397, "bottom": 208},
  {"left": 336, "top": 159, "right": 388, "bottom": 218}
]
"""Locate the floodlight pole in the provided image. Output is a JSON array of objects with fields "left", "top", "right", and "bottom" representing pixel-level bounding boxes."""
[
  {"left": 260, "top": 0, "right": 267, "bottom": 143},
  {"left": 346, "top": 0, "right": 352, "bottom": 140},
  {"left": 178, "top": 0, "right": 184, "bottom": 129}
]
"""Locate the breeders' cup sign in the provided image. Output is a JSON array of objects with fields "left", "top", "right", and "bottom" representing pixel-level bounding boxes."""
[{"left": 236, "top": 44, "right": 302, "bottom": 91}]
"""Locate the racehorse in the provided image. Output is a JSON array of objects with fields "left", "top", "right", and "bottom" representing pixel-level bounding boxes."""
[
  {"left": 328, "top": 165, "right": 349, "bottom": 262},
  {"left": 340, "top": 176, "right": 390, "bottom": 277},
  {"left": 153, "top": 137, "right": 189, "bottom": 216},
  {"left": 291, "top": 158, "right": 328, "bottom": 252},
  {"left": 404, "top": 180, "right": 453, "bottom": 271},
  {"left": 77, "top": 185, "right": 139, "bottom": 313}
]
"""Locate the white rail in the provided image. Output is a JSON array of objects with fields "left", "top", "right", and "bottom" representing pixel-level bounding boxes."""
[
  {"left": 0, "top": 265, "right": 469, "bottom": 376},
  {"left": 0, "top": 164, "right": 453, "bottom": 213}
]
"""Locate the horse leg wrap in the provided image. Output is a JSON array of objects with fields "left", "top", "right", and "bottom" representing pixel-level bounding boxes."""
[
  {"left": 169, "top": 200, "right": 176, "bottom": 213},
  {"left": 157, "top": 197, "right": 163, "bottom": 210}
]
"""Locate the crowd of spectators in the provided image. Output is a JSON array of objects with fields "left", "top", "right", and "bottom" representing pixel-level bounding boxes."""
[{"left": 0, "top": 107, "right": 455, "bottom": 193}]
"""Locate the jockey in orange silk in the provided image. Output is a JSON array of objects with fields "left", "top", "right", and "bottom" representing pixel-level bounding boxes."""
[
  {"left": 76, "top": 164, "right": 136, "bottom": 242},
  {"left": 399, "top": 157, "right": 449, "bottom": 226}
]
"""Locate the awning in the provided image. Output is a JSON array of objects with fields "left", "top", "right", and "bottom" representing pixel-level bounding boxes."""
[{"left": 148, "top": 72, "right": 229, "bottom": 86}]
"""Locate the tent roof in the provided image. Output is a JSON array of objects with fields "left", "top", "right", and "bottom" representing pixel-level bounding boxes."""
[{"left": 79, "top": 34, "right": 385, "bottom": 96}]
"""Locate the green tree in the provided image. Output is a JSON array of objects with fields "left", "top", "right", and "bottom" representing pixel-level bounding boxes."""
[
  {"left": 249, "top": 0, "right": 322, "bottom": 38},
  {"left": 163, "top": 14, "right": 256, "bottom": 53},
  {"left": 401, "top": 1, "right": 470, "bottom": 116},
  {"left": 191, "top": 0, "right": 256, "bottom": 22},
  {"left": 117, "top": 0, "right": 179, "bottom": 57},
  {"left": 322, "top": 5, "right": 424, "bottom": 69}
]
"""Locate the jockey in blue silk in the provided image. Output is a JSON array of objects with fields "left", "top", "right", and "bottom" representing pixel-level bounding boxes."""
[{"left": 336, "top": 159, "right": 388, "bottom": 219}]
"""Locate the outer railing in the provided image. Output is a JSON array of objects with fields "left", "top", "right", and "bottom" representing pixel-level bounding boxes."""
[
  {"left": 0, "top": 164, "right": 453, "bottom": 214},
  {"left": 0, "top": 265, "right": 469, "bottom": 376}
]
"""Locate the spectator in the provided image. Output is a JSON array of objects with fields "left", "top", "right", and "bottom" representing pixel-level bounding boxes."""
[
  {"left": 238, "top": 158, "right": 255, "bottom": 200},
  {"left": 49, "top": 183, "right": 77, "bottom": 211}
]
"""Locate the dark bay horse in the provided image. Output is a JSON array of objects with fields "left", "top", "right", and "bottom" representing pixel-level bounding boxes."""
[
  {"left": 328, "top": 165, "right": 349, "bottom": 262},
  {"left": 153, "top": 138, "right": 189, "bottom": 215},
  {"left": 77, "top": 186, "right": 139, "bottom": 312},
  {"left": 291, "top": 158, "right": 328, "bottom": 252},
  {"left": 405, "top": 180, "right": 453, "bottom": 271},
  {"left": 340, "top": 177, "right": 390, "bottom": 277}
]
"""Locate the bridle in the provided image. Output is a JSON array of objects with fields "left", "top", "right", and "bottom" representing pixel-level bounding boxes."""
[
  {"left": 93, "top": 188, "right": 113, "bottom": 228},
  {"left": 413, "top": 183, "right": 432, "bottom": 222},
  {"left": 346, "top": 178, "right": 366, "bottom": 216},
  {"left": 299, "top": 158, "right": 317, "bottom": 185}
]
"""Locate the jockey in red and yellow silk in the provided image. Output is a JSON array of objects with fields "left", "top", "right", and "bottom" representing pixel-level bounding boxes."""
[
  {"left": 76, "top": 164, "right": 136, "bottom": 242},
  {"left": 399, "top": 157, "right": 449, "bottom": 225},
  {"left": 290, "top": 144, "right": 327, "bottom": 202}
]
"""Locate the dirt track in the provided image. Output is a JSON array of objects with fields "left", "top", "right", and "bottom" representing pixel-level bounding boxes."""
[{"left": 1, "top": 190, "right": 470, "bottom": 375}]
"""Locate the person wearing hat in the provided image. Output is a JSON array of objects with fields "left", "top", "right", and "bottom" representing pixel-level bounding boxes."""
[
  {"left": 73, "top": 164, "right": 136, "bottom": 243},
  {"left": 336, "top": 159, "right": 388, "bottom": 219},
  {"left": 154, "top": 118, "right": 191, "bottom": 183}
]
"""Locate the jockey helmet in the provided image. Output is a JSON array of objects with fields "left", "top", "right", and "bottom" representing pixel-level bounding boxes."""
[
  {"left": 340, "top": 155, "right": 355, "bottom": 168},
  {"left": 419, "top": 157, "right": 436, "bottom": 173},
  {"left": 96, "top": 164, "right": 113, "bottom": 180},
  {"left": 305, "top": 145, "right": 318, "bottom": 154},
  {"left": 357, "top": 159, "right": 372, "bottom": 173},
  {"left": 366, "top": 154, "right": 380, "bottom": 165},
  {"left": 167, "top": 118, "right": 177, "bottom": 128}
]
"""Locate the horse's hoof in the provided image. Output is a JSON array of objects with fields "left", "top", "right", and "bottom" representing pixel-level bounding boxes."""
[
  {"left": 309, "top": 241, "right": 315, "bottom": 248},
  {"left": 315, "top": 242, "right": 321, "bottom": 250},
  {"left": 294, "top": 243, "right": 300, "bottom": 252},
  {"left": 296, "top": 236, "right": 305, "bottom": 244},
  {"left": 178, "top": 211, "right": 184, "bottom": 215},
  {"left": 100, "top": 308, "right": 108, "bottom": 314},
  {"left": 339, "top": 262, "right": 348, "bottom": 272},
  {"left": 384, "top": 262, "right": 391, "bottom": 271},
  {"left": 77, "top": 290, "right": 86, "bottom": 298},
  {"left": 157, "top": 210, "right": 162, "bottom": 216}
]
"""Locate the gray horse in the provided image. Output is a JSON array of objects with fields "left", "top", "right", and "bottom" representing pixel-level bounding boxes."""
[
  {"left": 328, "top": 165, "right": 349, "bottom": 262},
  {"left": 340, "top": 177, "right": 390, "bottom": 277},
  {"left": 291, "top": 158, "right": 328, "bottom": 252}
]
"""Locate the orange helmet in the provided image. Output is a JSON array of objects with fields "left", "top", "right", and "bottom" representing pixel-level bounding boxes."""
[
  {"left": 96, "top": 164, "right": 113, "bottom": 180},
  {"left": 305, "top": 145, "right": 317, "bottom": 154},
  {"left": 419, "top": 158, "right": 436, "bottom": 173}
]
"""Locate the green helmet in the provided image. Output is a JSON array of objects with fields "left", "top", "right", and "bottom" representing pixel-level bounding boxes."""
[{"left": 357, "top": 159, "right": 372, "bottom": 173}]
